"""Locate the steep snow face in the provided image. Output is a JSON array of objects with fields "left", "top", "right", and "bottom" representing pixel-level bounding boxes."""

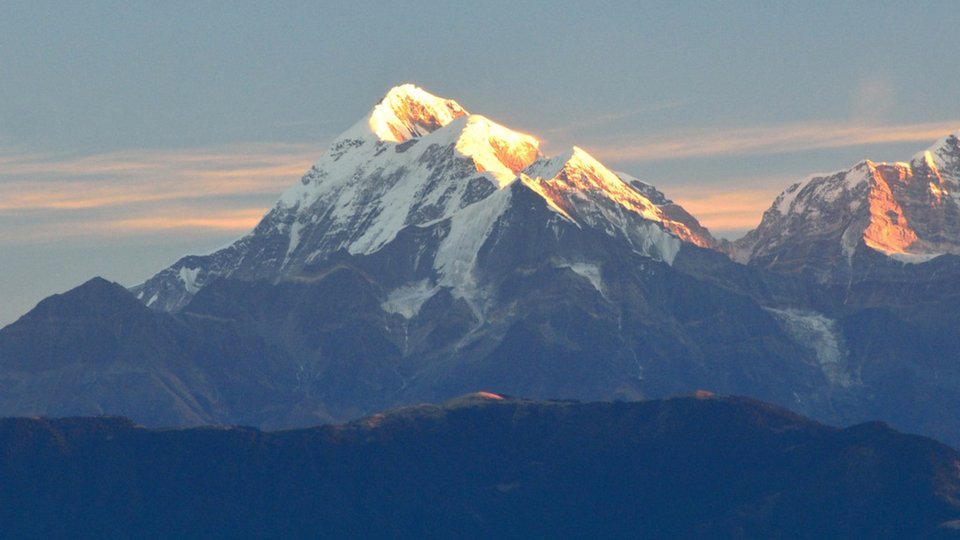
[
  {"left": 522, "top": 147, "right": 715, "bottom": 259},
  {"left": 524, "top": 147, "right": 661, "bottom": 222},
  {"left": 734, "top": 131, "right": 960, "bottom": 271},
  {"left": 275, "top": 114, "right": 540, "bottom": 259},
  {"left": 133, "top": 84, "right": 711, "bottom": 312},
  {"left": 455, "top": 116, "right": 540, "bottom": 188},
  {"left": 862, "top": 162, "right": 919, "bottom": 254}
]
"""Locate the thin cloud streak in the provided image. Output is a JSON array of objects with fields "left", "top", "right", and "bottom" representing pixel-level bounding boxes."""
[
  {"left": 671, "top": 190, "right": 780, "bottom": 233},
  {"left": 0, "top": 142, "right": 322, "bottom": 243},
  {"left": 663, "top": 175, "right": 800, "bottom": 235},
  {"left": 110, "top": 210, "right": 268, "bottom": 232},
  {"left": 0, "top": 143, "right": 319, "bottom": 180},
  {"left": 588, "top": 120, "right": 960, "bottom": 162},
  {"left": 0, "top": 166, "right": 306, "bottom": 211},
  {"left": 0, "top": 143, "right": 320, "bottom": 212},
  {"left": 0, "top": 206, "right": 270, "bottom": 245}
]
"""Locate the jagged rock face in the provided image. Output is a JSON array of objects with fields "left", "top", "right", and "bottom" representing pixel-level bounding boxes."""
[
  {"left": 132, "top": 84, "right": 717, "bottom": 312},
  {"left": 734, "top": 133, "right": 960, "bottom": 280}
]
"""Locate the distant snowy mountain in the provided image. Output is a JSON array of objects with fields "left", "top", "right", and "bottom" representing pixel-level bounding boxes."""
[
  {"left": 733, "top": 132, "right": 960, "bottom": 279},
  {"left": 133, "top": 84, "right": 716, "bottom": 312}
]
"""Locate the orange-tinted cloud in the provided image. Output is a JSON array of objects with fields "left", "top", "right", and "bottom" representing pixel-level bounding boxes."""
[
  {"left": 657, "top": 173, "right": 804, "bottom": 237},
  {"left": 0, "top": 143, "right": 318, "bottom": 211},
  {"left": 107, "top": 209, "right": 269, "bottom": 232},
  {"left": 669, "top": 188, "right": 782, "bottom": 233},
  {"left": 1, "top": 206, "right": 271, "bottom": 245},
  {"left": 0, "top": 142, "right": 321, "bottom": 243}
]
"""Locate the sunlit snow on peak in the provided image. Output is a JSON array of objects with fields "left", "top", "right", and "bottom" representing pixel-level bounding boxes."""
[
  {"left": 368, "top": 84, "right": 468, "bottom": 143},
  {"left": 455, "top": 115, "right": 541, "bottom": 188},
  {"left": 520, "top": 146, "right": 713, "bottom": 248}
]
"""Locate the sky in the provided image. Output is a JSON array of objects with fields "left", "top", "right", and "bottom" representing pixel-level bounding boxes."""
[{"left": 2, "top": 1, "right": 959, "bottom": 326}]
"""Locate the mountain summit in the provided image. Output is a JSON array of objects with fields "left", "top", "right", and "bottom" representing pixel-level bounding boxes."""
[
  {"left": 363, "top": 83, "right": 468, "bottom": 142},
  {"left": 133, "top": 84, "right": 716, "bottom": 312}
]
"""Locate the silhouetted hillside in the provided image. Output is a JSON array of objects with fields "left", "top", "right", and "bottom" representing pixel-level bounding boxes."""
[{"left": 1, "top": 395, "right": 958, "bottom": 539}]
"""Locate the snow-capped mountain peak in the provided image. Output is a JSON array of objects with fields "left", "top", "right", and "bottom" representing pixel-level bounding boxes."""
[{"left": 133, "top": 84, "right": 715, "bottom": 311}]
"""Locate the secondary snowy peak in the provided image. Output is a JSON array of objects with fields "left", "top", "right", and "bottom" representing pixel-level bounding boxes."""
[
  {"left": 528, "top": 147, "right": 656, "bottom": 212},
  {"left": 367, "top": 84, "right": 468, "bottom": 142},
  {"left": 522, "top": 147, "right": 717, "bottom": 249},
  {"left": 455, "top": 115, "right": 540, "bottom": 187},
  {"left": 734, "top": 132, "right": 960, "bottom": 273}
]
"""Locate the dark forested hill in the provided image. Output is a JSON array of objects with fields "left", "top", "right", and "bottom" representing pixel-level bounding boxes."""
[{"left": 1, "top": 394, "right": 959, "bottom": 539}]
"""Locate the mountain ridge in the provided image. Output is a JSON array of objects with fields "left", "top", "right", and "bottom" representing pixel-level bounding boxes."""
[{"left": 2, "top": 395, "right": 959, "bottom": 539}]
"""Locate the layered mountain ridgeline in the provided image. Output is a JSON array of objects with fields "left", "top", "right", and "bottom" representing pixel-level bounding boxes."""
[
  {"left": 2, "top": 395, "right": 960, "bottom": 539},
  {"left": 1, "top": 85, "right": 819, "bottom": 430},
  {"left": 2, "top": 84, "right": 960, "bottom": 450},
  {"left": 0, "top": 249, "right": 831, "bottom": 431}
]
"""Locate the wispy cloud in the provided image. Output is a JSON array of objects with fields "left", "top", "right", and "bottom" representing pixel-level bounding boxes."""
[
  {"left": 94, "top": 209, "right": 269, "bottom": 233},
  {"left": 542, "top": 100, "right": 684, "bottom": 136},
  {"left": 0, "top": 142, "right": 322, "bottom": 243},
  {"left": 669, "top": 189, "right": 782, "bottom": 234},
  {"left": 0, "top": 144, "right": 318, "bottom": 206},
  {"left": 659, "top": 174, "right": 804, "bottom": 237},
  {"left": 852, "top": 74, "right": 896, "bottom": 122},
  {"left": 3, "top": 207, "right": 270, "bottom": 245},
  {"left": 586, "top": 120, "right": 960, "bottom": 162}
]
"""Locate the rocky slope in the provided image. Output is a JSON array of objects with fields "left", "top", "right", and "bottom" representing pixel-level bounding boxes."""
[{"left": 733, "top": 133, "right": 960, "bottom": 281}]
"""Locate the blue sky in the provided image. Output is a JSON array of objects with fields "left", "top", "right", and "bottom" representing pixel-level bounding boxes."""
[{"left": 2, "top": 1, "right": 959, "bottom": 325}]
